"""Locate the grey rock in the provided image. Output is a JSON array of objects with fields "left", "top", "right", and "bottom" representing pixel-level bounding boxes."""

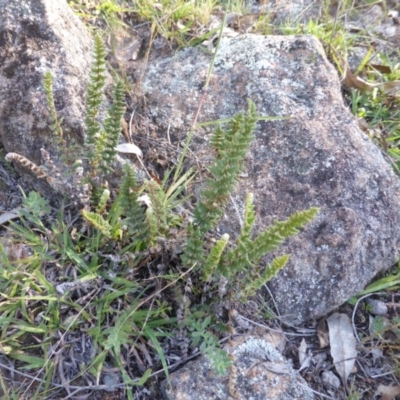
[
  {"left": 161, "top": 331, "right": 314, "bottom": 400},
  {"left": 142, "top": 34, "right": 400, "bottom": 324},
  {"left": 0, "top": 0, "right": 93, "bottom": 197},
  {"left": 321, "top": 371, "right": 341, "bottom": 390},
  {"left": 366, "top": 298, "right": 388, "bottom": 316}
]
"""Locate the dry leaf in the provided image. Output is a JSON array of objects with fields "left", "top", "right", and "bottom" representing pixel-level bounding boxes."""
[
  {"left": 317, "top": 318, "right": 330, "bottom": 348},
  {"left": 374, "top": 384, "right": 400, "bottom": 400},
  {"left": 327, "top": 313, "right": 357, "bottom": 390},
  {"left": 330, "top": 45, "right": 400, "bottom": 95},
  {"left": 263, "top": 329, "right": 286, "bottom": 354},
  {"left": 298, "top": 337, "right": 312, "bottom": 372},
  {"left": 368, "top": 64, "right": 392, "bottom": 74},
  {"left": 298, "top": 338, "right": 307, "bottom": 365},
  {"left": 264, "top": 361, "right": 292, "bottom": 374},
  {"left": 356, "top": 117, "right": 370, "bottom": 132},
  {"left": 116, "top": 143, "right": 143, "bottom": 158},
  {"left": 0, "top": 211, "right": 19, "bottom": 225}
]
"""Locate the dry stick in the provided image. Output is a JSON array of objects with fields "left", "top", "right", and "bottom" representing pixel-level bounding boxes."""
[
  {"left": 172, "top": 12, "right": 227, "bottom": 184},
  {"left": 351, "top": 292, "right": 385, "bottom": 344}
]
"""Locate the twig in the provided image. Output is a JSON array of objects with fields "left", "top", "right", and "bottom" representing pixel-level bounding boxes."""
[
  {"left": 351, "top": 292, "right": 384, "bottom": 344},
  {"left": 262, "top": 283, "right": 281, "bottom": 318},
  {"left": 297, "top": 381, "right": 336, "bottom": 400},
  {"left": 233, "top": 312, "right": 315, "bottom": 337},
  {"left": 229, "top": 194, "right": 243, "bottom": 228}
]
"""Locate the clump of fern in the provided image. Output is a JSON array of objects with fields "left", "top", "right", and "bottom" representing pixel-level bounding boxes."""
[
  {"left": 22, "top": 33, "right": 319, "bottom": 383},
  {"left": 181, "top": 100, "right": 318, "bottom": 298},
  {"left": 169, "top": 101, "right": 318, "bottom": 374}
]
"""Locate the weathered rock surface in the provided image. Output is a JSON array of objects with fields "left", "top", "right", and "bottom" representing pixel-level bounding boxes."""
[
  {"left": 142, "top": 34, "right": 400, "bottom": 324},
  {"left": 161, "top": 331, "right": 314, "bottom": 400},
  {"left": 0, "top": 0, "right": 92, "bottom": 195}
]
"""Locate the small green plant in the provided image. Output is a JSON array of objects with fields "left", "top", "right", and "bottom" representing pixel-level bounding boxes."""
[{"left": 182, "top": 101, "right": 318, "bottom": 295}]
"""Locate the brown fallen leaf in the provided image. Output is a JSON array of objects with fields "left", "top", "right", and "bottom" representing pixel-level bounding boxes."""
[
  {"left": 374, "top": 384, "right": 400, "bottom": 400},
  {"left": 317, "top": 318, "right": 330, "bottom": 348},
  {"left": 330, "top": 45, "right": 400, "bottom": 96},
  {"left": 368, "top": 64, "right": 392, "bottom": 74},
  {"left": 327, "top": 313, "right": 357, "bottom": 392}
]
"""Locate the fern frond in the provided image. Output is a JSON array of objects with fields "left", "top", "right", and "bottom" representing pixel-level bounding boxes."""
[
  {"left": 193, "top": 100, "right": 258, "bottom": 236},
  {"left": 43, "top": 71, "right": 64, "bottom": 146},
  {"left": 203, "top": 234, "right": 229, "bottom": 282},
  {"left": 249, "top": 207, "right": 319, "bottom": 263},
  {"left": 146, "top": 179, "right": 169, "bottom": 236},
  {"left": 119, "top": 163, "right": 149, "bottom": 242},
  {"left": 96, "top": 188, "right": 110, "bottom": 214},
  {"left": 242, "top": 193, "right": 256, "bottom": 241},
  {"left": 81, "top": 210, "right": 111, "bottom": 238},
  {"left": 85, "top": 34, "right": 107, "bottom": 161},
  {"left": 243, "top": 254, "right": 289, "bottom": 297},
  {"left": 100, "top": 80, "right": 125, "bottom": 173},
  {"left": 181, "top": 225, "right": 205, "bottom": 267},
  {"left": 209, "top": 124, "right": 224, "bottom": 154},
  {"left": 103, "top": 308, "right": 134, "bottom": 354}
]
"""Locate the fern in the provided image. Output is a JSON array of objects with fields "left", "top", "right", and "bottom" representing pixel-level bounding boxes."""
[
  {"left": 85, "top": 34, "right": 107, "bottom": 168},
  {"left": 203, "top": 234, "right": 229, "bottom": 282},
  {"left": 119, "top": 163, "right": 149, "bottom": 243},
  {"left": 43, "top": 71, "right": 64, "bottom": 148},
  {"left": 96, "top": 188, "right": 110, "bottom": 214},
  {"left": 243, "top": 254, "right": 290, "bottom": 297},
  {"left": 103, "top": 308, "right": 134, "bottom": 354},
  {"left": 248, "top": 207, "right": 318, "bottom": 263},
  {"left": 81, "top": 209, "right": 111, "bottom": 238},
  {"left": 180, "top": 225, "right": 205, "bottom": 267},
  {"left": 99, "top": 80, "right": 125, "bottom": 174},
  {"left": 146, "top": 180, "right": 171, "bottom": 238},
  {"left": 193, "top": 100, "right": 258, "bottom": 236},
  {"left": 179, "top": 101, "right": 318, "bottom": 311}
]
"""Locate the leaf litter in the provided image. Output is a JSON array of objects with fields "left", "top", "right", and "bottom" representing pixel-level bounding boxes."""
[{"left": 327, "top": 313, "right": 357, "bottom": 392}]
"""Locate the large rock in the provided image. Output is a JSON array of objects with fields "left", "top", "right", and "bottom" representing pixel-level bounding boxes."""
[
  {"left": 0, "top": 0, "right": 92, "bottom": 196},
  {"left": 141, "top": 34, "right": 400, "bottom": 324},
  {"left": 162, "top": 331, "right": 314, "bottom": 400}
]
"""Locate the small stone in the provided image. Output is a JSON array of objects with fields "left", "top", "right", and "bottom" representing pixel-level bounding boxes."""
[
  {"left": 102, "top": 372, "right": 121, "bottom": 392},
  {"left": 322, "top": 371, "right": 341, "bottom": 389},
  {"left": 366, "top": 299, "right": 388, "bottom": 316}
]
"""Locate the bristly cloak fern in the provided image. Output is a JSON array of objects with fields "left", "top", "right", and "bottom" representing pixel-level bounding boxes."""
[{"left": 181, "top": 100, "right": 318, "bottom": 297}]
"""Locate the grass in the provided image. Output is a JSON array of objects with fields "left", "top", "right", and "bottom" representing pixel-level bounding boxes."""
[{"left": 1, "top": 0, "right": 400, "bottom": 399}]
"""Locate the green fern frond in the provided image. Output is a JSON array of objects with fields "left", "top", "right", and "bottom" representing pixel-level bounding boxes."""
[
  {"left": 249, "top": 207, "right": 319, "bottom": 263},
  {"left": 81, "top": 209, "right": 111, "bottom": 238},
  {"left": 146, "top": 179, "right": 169, "bottom": 235},
  {"left": 85, "top": 34, "right": 107, "bottom": 161},
  {"left": 43, "top": 71, "right": 64, "bottom": 147},
  {"left": 203, "top": 234, "right": 229, "bottom": 282},
  {"left": 119, "top": 163, "right": 149, "bottom": 242},
  {"left": 181, "top": 225, "right": 205, "bottom": 267},
  {"left": 242, "top": 193, "right": 256, "bottom": 239},
  {"left": 192, "top": 100, "right": 258, "bottom": 236},
  {"left": 103, "top": 308, "right": 133, "bottom": 354},
  {"left": 209, "top": 124, "right": 224, "bottom": 154},
  {"left": 243, "top": 254, "right": 290, "bottom": 297},
  {"left": 96, "top": 188, "right": 110, "bottom": 214},
  {"left": 100, "top": 80, "right": 125, "bottom": 173}
]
